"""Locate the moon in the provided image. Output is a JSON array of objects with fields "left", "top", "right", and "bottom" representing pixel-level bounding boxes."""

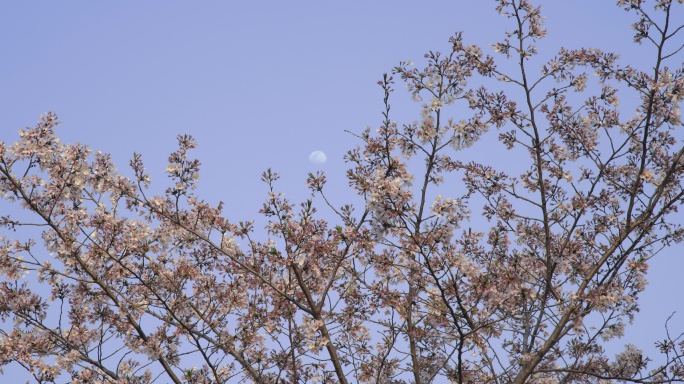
[{"left": 309, "top": 150, "right": 327, "bottom": 164}]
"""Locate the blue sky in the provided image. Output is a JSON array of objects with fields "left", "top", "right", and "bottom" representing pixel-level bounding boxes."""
[
  {"left": 1, "top": 0, "right": 683, "bottom": 379},
  {"left": 0, "top": 1, "right": 649, "bottom": 216}
]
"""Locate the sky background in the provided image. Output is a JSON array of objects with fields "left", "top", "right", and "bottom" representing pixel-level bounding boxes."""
[{"left": 1, "top": 0, "right": 684, "bottom": 380}]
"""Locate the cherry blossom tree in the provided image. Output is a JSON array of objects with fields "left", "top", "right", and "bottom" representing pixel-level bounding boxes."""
[{"left": 2, "top": 0, "right": 684, "bottom": 383}]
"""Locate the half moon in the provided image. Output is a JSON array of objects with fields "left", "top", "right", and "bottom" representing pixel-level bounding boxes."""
[{"left": 309, "top": 150, "right": 327, "bottom": 164}]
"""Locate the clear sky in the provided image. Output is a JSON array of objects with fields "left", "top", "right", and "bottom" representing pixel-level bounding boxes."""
[{"left": 1, "top": 0, "right": 683, "bottom": 380}]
